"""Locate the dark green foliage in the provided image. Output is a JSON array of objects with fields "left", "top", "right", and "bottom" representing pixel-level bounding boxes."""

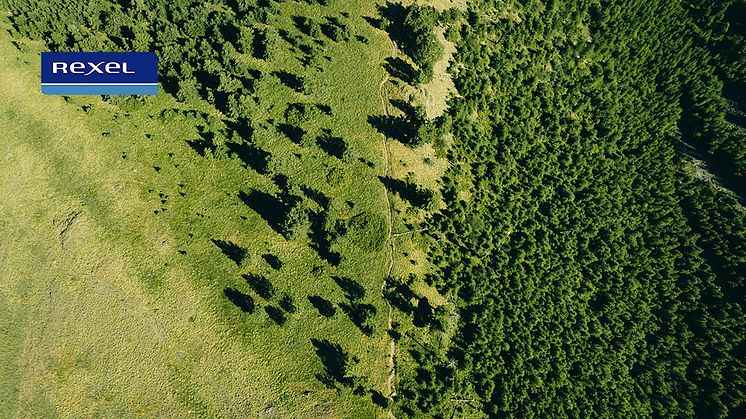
[
  {"left": 380, "top": 2, "right": 443, "bottom": 84},
  {"left": 6, "top": 0, "right": 271, "bottom": 120},
  {"left": 279, "top": 293, "right": 297, "bottom": 313},
  {"left": 309, "top": 295, "right": 337, "bottom": 317},
  {"left": 344, "top": 212, "right": 387, "bottom": 251},
  {"left": 678, "top": 174, "right": 745, "bottom": 303},
  {"left": 679, "top": 0, "right": 746, "bottom": 183},
  {"left": 396, "top": 346, "right": 453, "bottom": 417},
  {"left": 243, "top": 273, "right": 275, "bottom": 300},
  {"left": 224, "top": 287, "right": 255, "bottom": 313},
  {"left": 311, "top": 338, "right": 356, "bottom": 388},
  {"left": 395, "top": 0, "right": 746, "bottom": 417}
]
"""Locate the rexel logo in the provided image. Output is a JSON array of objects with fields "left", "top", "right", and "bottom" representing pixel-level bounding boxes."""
[{"left": 41, "top": 52, "right": 158, "bottom": 95}]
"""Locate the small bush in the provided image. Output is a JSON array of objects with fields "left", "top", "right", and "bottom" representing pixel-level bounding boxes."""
[{"left": 345, "top": 212, "right": 387, "bottom": 251}]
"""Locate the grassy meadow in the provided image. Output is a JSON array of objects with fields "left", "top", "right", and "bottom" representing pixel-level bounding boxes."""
[{"left": 0, "top": 0, "right": 439, "bottom": 415}]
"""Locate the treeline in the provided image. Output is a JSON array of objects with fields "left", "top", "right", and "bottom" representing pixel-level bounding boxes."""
[
  {"left": 378, "top": 1, "right": 448, "bottom": 84},
  {"left": 681, "top": 0, "right": 746, "bottom": 183},
  {"left": 393, "top": 0, "right": 746, "bottom": 417},
  {"left": 6, "top": 0, "right": 343, "bottom": 122}
]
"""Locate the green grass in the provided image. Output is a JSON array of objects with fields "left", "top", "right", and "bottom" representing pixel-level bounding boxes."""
[{"left": 0, "top": 0, "right": 427, "bottom": 415}]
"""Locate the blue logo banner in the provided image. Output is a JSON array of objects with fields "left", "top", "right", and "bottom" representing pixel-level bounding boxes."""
[{"left": 41, "top": 52, "right": 158, "bottom": 95}]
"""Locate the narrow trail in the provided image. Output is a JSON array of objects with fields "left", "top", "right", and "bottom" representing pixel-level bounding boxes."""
[{"left": 379, "top": 37, "right": 399, "bottom": 416}]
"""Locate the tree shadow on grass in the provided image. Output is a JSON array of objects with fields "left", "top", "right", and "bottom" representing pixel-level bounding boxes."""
[
  {"left": 308, "top": 295, "right": 337, "bottom": 318},
  {"left": 277, "top": 123, "right": 305, "bottom": 144},
  {"left": 211, "top": 239, "right": 246, "bottom": 266},
  {"left": 278, "top": 28, "right": 303, "bottom": 50},
  {"left": 332, "top": 276, "right": 366, "bottom": 301},
  {"left": 378, "top": 176, "right": 434, "bottom": 208},
  {"left": 309, "top": 211, "right": 341, "bottom": 266},
  {"left": 377, "top": 2, "right": 423, "bottom": 61},
  {"left": 243, "top": 273, "right": 275, "bottom": 300},
  {"left": 332, "top": 276, "right": 376, "bottom": 335},
  {"left": 239, "top": 190, "right": 287, "bottom": 234},
  {"left": 362, "top": 16, "right": 384, "bottom": 30},
  {"left": 311, "top": 338, "right": 355, "bottom": 388},
  {"left": 316, "top": 129, "right": 348, "bottom": 159},
  {"left": 301, "top": 185, "right": 330, "bottom": 210},
  {"left": 225, "top": 117, "right": 254, "bottom": 141},
  {"left": 371, "top": 389, "right": 389, "bottom": 408},
  {"left": 187, "top": 129, "right": 217, "bottom": 157},
  {"left": 265, "top": 305, "right": 287, "bottom": 325},
  {"left": 224, "top": 287, "right": 255, "bottom": 313},
  {"left": 291, "top": 15, "right": 315, "bottom": 36},
  {"left": 389, "top": 98, "right": 419, "bottom": 119},
  {"left": 316, "top": 103, "right": 333, "bottom": 115},
  {"left": 226, "top": 141, "right": 270, "bottom": 174},
  {"left": 273, "top": 70, "right": 305, "bottom": 93},
  {"left": 413, "top": 297, "right": 434, "bottom": 328},
  {"left": 339, "top": 301, "right": 377, "bottom": 336},
  {"left": 368, "top": 114, "right": 410, "bottom": 143},
  {"left": 262, "top": 253, "right": 282, "bottom": 270},
  {"left": 279, "top": 293, "right": 297, "bottom": 313},
  {"left": 384, "top": 57, "right": 417, "bottom": 84},
  {"left": 383, "top": 278, "right": 417, "bottom": 314}
]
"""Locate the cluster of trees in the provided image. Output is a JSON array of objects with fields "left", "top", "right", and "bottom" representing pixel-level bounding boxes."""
[
  {"left": 379, "top": 2, "right": 444, "bottom": 84},
  {"left": 8, "top": 0, "right": 318, "bottom": 124},
  {"left": 379, "top": 175, "right": 437, "bottom": 211},
  {"left": 7, "top": 0, "right": 381, "bottom": 255},
  {"left": 682, "top": 0, "right": 746, "bottom": 182},
  {"left": 398, "top": 4, "right": 442, "bottom": 84},
  {"left": 393, "top": 0, "right": 746, "bottom": 417},
  {"left": 369, "top": 99, "right": 448, "bottom": 147}
]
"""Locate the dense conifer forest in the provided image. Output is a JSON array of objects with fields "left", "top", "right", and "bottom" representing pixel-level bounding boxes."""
[
  {"left": 1, "top": 0, "right": 744, "bottom": 417},
  {"left": 402, "top": 1, "right": 746, "bottom": 416}
]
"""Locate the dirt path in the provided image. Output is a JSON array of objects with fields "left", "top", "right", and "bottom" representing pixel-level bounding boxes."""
[{"left": 379, "top": 37, "right": 398, "bottom": 416}]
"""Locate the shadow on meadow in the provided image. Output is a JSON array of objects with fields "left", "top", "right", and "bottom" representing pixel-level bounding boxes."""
[
  {"left": 243, "top": 273, "right": 276, "bottom": 300},
  {"left": 311, "top": 338, "right": 356, "bottom": 388},
  {"left": 212, "top": 239, "right": 247, "bottom": 266},
  {"left": 224, "top": 287, "right": 255, "bottom": 313},
  {"left": 308, "top": 295, "right": 337, "bottom": 317},
  {"left": 333, "top": 276, "right": 377, "bottom": 336}
]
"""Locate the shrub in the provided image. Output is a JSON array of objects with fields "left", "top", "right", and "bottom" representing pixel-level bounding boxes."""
[{"left": 344, "top": 212, "right": 387, "bottom": 251}]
